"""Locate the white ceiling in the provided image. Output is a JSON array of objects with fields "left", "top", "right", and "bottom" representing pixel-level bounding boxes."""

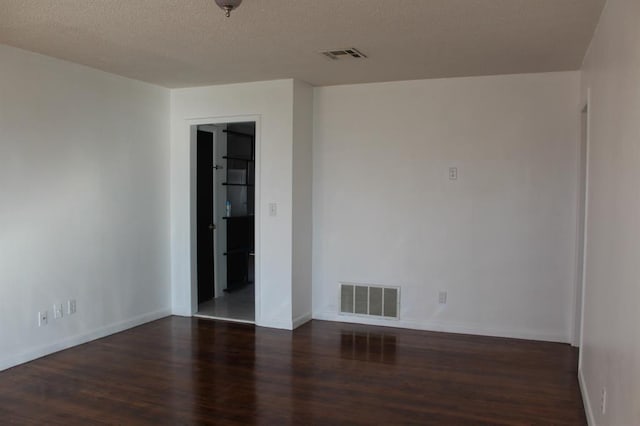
[{"left": 0, "top": 0, "right": 606, "bottom": 88}]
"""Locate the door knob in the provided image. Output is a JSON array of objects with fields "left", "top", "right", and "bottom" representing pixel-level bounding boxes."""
[{"left": 209, "top": 224, "right": 216, "bottom": 230}]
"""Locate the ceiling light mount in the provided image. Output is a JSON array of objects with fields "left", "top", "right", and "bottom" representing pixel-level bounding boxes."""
[{"left": 215, "top": 0, "right": 242, "bottom": 18}]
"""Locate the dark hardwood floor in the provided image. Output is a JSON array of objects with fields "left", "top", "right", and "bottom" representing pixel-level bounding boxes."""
[{"left": 0, "top": 317, "right": 586, "bottom": 425}]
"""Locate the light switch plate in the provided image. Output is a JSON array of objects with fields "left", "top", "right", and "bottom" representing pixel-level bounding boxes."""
[{"left": 53, "top": 303, "right": 63, "bottom": 319}]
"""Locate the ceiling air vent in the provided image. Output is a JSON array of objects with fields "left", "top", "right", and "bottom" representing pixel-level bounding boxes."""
[{"left": 321, "top": 48, "right": 368, "bottom": 60}]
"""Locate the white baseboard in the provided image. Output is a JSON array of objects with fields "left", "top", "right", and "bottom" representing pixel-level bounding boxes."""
[
  {"left": 312, "top": 312, "right": 570, "bottom": 343},
  {"left": 579, "top": 367, "right": 596, "bottom": 425},
  {"left": 0, "top": 308, "right": 172, "bottom": 372},
  {"left": 292, "top": 313, "right": 312, "bottom": 329},
  {"left": 256, "top": 318, "right": 293, "bottom": 330}
]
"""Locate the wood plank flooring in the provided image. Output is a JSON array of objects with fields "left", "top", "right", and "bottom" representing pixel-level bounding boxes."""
[{"left": 0, "top": 317, "right": 586, "bottom": 425}]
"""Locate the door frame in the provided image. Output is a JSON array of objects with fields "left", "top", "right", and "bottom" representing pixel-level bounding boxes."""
[
  {"left": 186, "top": 115, "right": 261, "bottom": 322},
  {"left": 572, "top": 91, "right": 591, "bottom": 351}
]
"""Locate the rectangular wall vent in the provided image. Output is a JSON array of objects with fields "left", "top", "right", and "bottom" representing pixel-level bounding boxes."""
[
  {"left": 340, "top": 283, "right": 399, "bottom": 319},
  {"left": 321, "top": 48, "right": 368, "bottom": 60}
]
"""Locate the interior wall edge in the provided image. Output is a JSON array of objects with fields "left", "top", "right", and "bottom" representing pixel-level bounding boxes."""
[
  {"left": 292, "top": 312, "right": 313, "bottom": 329},
  {"left": 579, "top": 367, "right": 596, "bottom": 425}
]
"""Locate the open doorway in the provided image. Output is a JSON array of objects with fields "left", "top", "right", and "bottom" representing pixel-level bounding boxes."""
[{"left": 194, "top": 122, "right": 256, "bottom": 323}]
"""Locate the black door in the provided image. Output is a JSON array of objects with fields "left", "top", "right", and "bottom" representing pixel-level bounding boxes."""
[{"left": 197, "top": 130, "right": 215, "bottom": 304}]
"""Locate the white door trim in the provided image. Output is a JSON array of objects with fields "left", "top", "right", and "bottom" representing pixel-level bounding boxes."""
[{"left": 184, "top": 114, "right": 262, "bottom": 324}]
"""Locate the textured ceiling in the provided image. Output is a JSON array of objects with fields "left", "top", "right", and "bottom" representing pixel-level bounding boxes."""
[{"left": 0, "top": 0, "right": 606, "bottom": 88}]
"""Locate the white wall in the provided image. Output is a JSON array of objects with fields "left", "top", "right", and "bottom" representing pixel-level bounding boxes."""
[
  {"left": 579, "top": 0, "right": 640, "bottom": 424},
  {"left": 171, "top": 80, "right": 296, "bottom": 329},
  {"left": 291, "top": 80, "right": 314, "bottom": 326},
  {"left": 0, "top": 44, "right": 171, "bottom": 371},
  {"left": 313, "top": 72, "right": 581, "bottom": 342}
]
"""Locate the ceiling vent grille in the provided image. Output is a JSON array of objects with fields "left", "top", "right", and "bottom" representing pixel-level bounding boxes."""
[
  {"left": 340, "top": 283, "right": 399, "bottom": 319},
  {"left": 321, "top": 48, "right": 367, "bottom": 60}
]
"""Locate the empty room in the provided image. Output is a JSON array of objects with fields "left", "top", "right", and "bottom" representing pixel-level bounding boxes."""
[{"left": 1, "top": 0, "right": 638, "bottom": 424}]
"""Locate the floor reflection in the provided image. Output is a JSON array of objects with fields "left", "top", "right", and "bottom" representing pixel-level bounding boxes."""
[
  {"left": 192, "top": 319, "right": 257, "bottom": 424},
  {"left": 340, "top": 329, "right": 397, "bottom": 363}
]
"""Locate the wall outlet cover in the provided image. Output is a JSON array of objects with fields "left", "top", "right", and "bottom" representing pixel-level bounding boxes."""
[
  {"left": 53, "top": 304, "right": 63, "bottom": 319},
  {"left": 449, "top": 167, "right": 458, "bottom": 180},
  {"left": 38, "top": 311, "right": 48, "bottom": 326},
  {"left": 67, "top": 299, "right": 77, "bottom": 315}
]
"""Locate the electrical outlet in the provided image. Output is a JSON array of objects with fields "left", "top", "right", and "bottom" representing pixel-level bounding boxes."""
[
  {"left": 38, "top": 311, "right": 48, "bottom": 327},
  {"left": 449, "top": 167, "right": 458, "bottom": 180},
  {"left": 601, "top": 388, "right": 607, "bottom": 414},
  {"left": 439, "top": 291, "right": 447, "bottom": 304},
  {"left": 53, "top": 303, "right": 63, "bottom": 319},
  {"left": 67, "top": 299, "right": 77, "bottom": 315}
]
